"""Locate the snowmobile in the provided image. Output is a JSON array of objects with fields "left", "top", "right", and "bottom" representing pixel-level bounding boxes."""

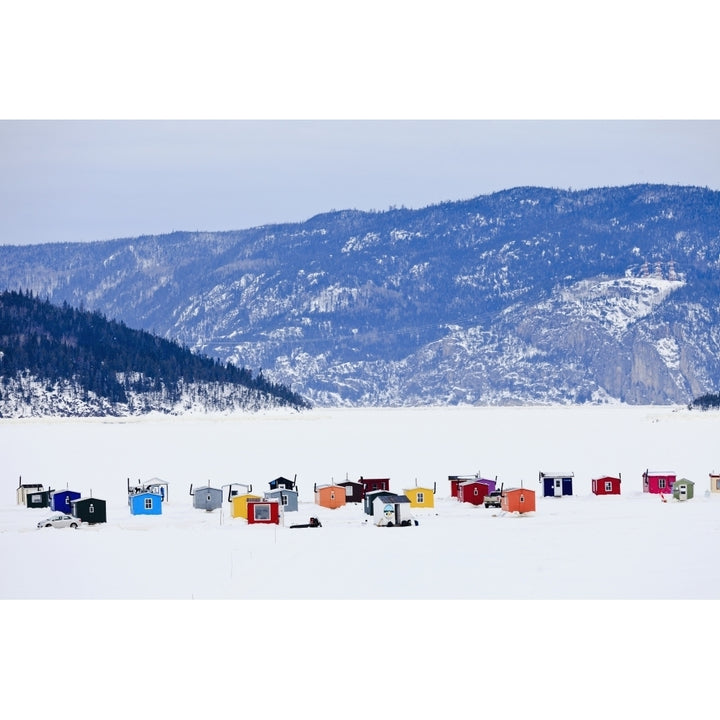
[{"left": 289, "top": 517, "right": 322, "bottom": 529}]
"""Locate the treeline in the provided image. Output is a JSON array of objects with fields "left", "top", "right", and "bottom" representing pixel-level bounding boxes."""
[
  {"left": 0, "top": 290, "right": 310, "bottom": 410},
  {"left": 688, "top": 393, "right": 720, "bottom": 411}
]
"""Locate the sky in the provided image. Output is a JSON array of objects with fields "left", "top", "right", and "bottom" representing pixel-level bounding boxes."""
[
  {"left": 2, "top": 3, "right": 719, "bottom": 247},
  {"left": 2, "top": 119, "right": 720, "bottom": 246}
]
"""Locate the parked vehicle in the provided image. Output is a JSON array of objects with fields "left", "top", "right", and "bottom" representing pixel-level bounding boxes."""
[
  {"left": 37, "top": 513, "right": 80, "bottom": 529},
  {"left": 484, "top": 484, "right": 504, "bottom": 509}
]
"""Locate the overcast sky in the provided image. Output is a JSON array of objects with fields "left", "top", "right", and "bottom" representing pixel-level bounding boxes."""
[
  {"left": 2, "top": 4, "right": 719, "bottom": 246},
  {"left": 2, "top": 119, "right": 719, "bottom": 246}
]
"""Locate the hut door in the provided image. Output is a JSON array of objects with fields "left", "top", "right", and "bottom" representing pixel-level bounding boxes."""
[{"left": 554, "top": 478, "right": 562, "bottom": 497}]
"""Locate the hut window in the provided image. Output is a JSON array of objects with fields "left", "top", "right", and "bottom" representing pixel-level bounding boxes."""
[
  {"left": 605, "top": 481, "right": 613, "bottom": 492},
  {"left": 473, "top": 488, "right": 478, "bottom": 496},
  {"left": 254, "top": 504, "right": 271, "bottom": 520},
  {"left": 417, "top": 492, "right": 425, "bottom": 503},
  {"left": 281, "top": 494, "right": 288, "bottom": 506},
  {"left": 330, "top": 492, "right": 335, "bottom": 500},
  {"left": 659, "top": 479, "right": 666, "bottom": 489},
  {"left": 144, "top": 498, "right": 153, "bottom": 509},
  {"left": 89, "top": 504, "right": 95, "bottom": 513}
]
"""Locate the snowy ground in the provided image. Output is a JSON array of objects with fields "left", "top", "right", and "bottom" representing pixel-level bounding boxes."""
[{"left": 3, "top": 404, "right": 719, "bottom": 717}]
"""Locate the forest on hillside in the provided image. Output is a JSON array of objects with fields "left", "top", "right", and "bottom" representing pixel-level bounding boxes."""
[
  {"left": 688, "top": 393, "right": 720, "bottom": 410},
  {"left": 0, "top": 290, "right": 310, "bottom": 411}
]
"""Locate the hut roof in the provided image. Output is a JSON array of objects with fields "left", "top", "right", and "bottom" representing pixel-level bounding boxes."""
[{"left": 373, "top": 493, "right": 410, "bottom": 504}]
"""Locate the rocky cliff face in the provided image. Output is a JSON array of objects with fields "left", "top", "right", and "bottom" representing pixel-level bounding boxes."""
[{"left": 2, "top": 184, "right": 720, "bottom": 406}]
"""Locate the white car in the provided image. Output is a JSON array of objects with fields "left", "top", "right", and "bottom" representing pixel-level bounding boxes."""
[{"left": 37, "top": 514, "right": 80, "bottom": 529}]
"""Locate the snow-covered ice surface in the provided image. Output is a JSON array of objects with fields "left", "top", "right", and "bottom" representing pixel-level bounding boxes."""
[{"left": 3, "top": 405, "right": 718, "bottom": 717}]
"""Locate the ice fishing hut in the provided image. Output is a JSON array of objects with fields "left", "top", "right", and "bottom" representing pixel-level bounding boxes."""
[
  {"left": 265, "top": 487, "right": 299, "bottom": 513},
  {"left": 16, "top": 478, "right": 44, "bottom": 505},
  {"left": 642, "top": 469, "right": 676, "bottom": 495},
  {"left": 246, "top": 497, "right": 281, "bottom": 525},
  {"left": 129, "top": 492, "right": 163, "bottom": 516},
  {"left": 25, "top": 488, "right": 52, "bottom": 509},
  {"left": 709, "top": 473, "right": 720, "bottom": 494},
  {"left": 501, "top": 487, "right": 536, "bottom": 514},
  {"left": 314, "top": 483, "right": 347, "bottom": 509},
  {"left": 672, "top": 478, "right": 695, "bottom": 501},
  {"left": 190, "top": 484, "right": 224, "bottom": 512},
  {"left": 128, "top": 477, "right": 169, "bottom": 503},
  {"left": 224, "top": 482, "right": 254, "bottom": 508},
  {"left": 449, "top": 475, "right": 470, "bottom": 499},
  {"left": 224, "top": 482, "right": 251, "bottom": 500},
  {"left": 591, "top": 475, "right": 622, "bottom": 496},
  {"left": 269, "top": 476, "right": 296, "bottom": 491},
  {"left": 231, "top": 491, "right": 263, "bottom": 519},
  {"left": 404, "top": 483, "right": 436, "bottom": 508},
  {"left": 539, "top": 471, "right": 574, "bottom": 497},
  {"left": 372, "top": 493, "right": 415, "bottom": 526},
  {"left": 457, "top": 479, "right": 491, "bottom": 506},
  {"left": 51, "top": 489, "right": 82, "bottom": 514},
  {"left": 145, "top": 478, "right": 169, "bottom": 502},
  {"left": 449, "top": 474, "right": 496, "bottom": 499},
  {"left": 71, "top": 496, "right": 107, "bottom": 524},
  {"left": 338, "top": 479, "right": 365, "bottom": 503},
  {"left": 358, "top": 476, "right": 390, "bottom": 495},
  {"left": 477, "top": 476, "right": 497, "bottom": 494},
  {"left": 364, "top": 489, "right": 395, "bottom": 516}
]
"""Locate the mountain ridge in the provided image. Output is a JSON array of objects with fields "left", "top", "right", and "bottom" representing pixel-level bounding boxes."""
[{"left": 1, "top": 183, "right": 719, "bottom": 407}]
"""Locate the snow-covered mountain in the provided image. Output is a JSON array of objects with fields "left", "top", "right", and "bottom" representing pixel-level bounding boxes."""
[
  {"left": 2, "top": 184, "right": 720, "bottom": 406},
  {"left": 0, "top": 291, "right": 309, "bottom": 417}
]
